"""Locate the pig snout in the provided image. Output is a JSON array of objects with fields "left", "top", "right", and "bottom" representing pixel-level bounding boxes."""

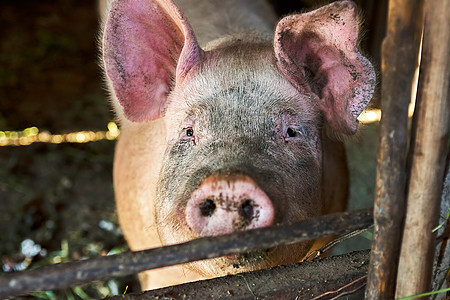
[{"left": 185, "top": 174, "right": 274, "bottom": 237}]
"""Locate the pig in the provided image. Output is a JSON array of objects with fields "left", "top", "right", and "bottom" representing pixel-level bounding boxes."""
[{"left": 101, "top": 0, "right": 376, "bottom": 291}]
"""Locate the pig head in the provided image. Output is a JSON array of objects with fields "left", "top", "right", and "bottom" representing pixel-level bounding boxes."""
[{"left": 102, "top": 0, "right": 375, "bottom": 290}]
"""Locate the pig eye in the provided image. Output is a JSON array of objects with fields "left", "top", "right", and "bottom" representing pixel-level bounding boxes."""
[
  {"left": 285, "top": 126, "right": 307, "bottom": 141},
  {"left": 286, "top": 127, "right": 297, "bottom": 138},
  {"left": 184, "top": 127, "right": 194, "bottom": 137}
]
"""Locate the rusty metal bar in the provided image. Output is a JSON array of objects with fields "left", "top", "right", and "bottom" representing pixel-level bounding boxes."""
[
  {"left": 108, "top": 250, "right": 371, "bottom": 300},
  {"left": 365, "top": 0, "right": 424, "bottom": 299},
  {"left": 395, "top": 0, "right": 450, "bottom": 297},
  {"left": 0, "top": 208, "right": 373, "bottom": 298}
]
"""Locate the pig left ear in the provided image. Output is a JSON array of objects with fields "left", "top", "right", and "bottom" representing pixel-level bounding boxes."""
[
  {"left": 102, "top": 0, "right": 203, "bottom": 122},
  {"left": 274, "top": 0, "right": 376, "bottom": 134}
]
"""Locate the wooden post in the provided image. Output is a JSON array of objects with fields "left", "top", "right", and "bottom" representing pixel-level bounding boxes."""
[
  {"left": 395, "top": 0, "right": 450, "bottom": 297},
  {"left": 365, "top": 0, "right": 424, "bottom": 299}
]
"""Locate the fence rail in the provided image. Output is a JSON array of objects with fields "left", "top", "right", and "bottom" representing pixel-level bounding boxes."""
[
  {"left": 0, "top": 208, "right": 373, "bottom": 298},
  {"left": 111, "top": 250, "right": 370, "bottom": 300}
]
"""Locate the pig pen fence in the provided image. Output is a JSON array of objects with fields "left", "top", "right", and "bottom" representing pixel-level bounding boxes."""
[
  {"left": 0, "top": 0, "right": 449, "bottom": 299},
  {"left": 0, "top": 209, "right": 374, "bottom": 299}
]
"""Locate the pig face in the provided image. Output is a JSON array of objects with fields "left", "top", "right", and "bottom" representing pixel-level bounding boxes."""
[
  {"left": 156, "top": 43, "right": 323, "bottom": 275},
  {"left": 102, "top": 0, "right": 375, "bottom": 278}
]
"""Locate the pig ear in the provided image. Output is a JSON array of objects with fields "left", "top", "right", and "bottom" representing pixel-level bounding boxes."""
[
  {"left": 102, "top": 0, "right": 203, "bottom": 122},
  {"left": 274, "top": 0, "right": 375, "bottom": 134}
]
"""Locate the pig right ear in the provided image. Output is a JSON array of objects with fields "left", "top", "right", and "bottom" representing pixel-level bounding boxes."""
[
  {"left": 274, "top": 0, "right": 376, "bottom": 135},
  {"left": 102, "top": 0, "right": 203, "bottom": 122}
]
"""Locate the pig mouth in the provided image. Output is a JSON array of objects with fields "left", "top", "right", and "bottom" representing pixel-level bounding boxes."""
[
  {"left": 185, "top": 249, "right": 273, "bottom": 276},
  {"left": 213, "top": 245, "right": 281, "bottom": 273},
  {"left": 224, "top": 248, "right": 273, "bottom": 269},
  {"left": 185, "top": 240, "right": 314, "bottom": 277}
]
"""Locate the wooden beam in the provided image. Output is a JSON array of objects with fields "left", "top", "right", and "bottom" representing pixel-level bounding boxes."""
[
  {"left": 0, "top": 209, "right": 373, "bottom": 298},
  {"left": 395, "top": 0, "right": 450, "bottom": 297},
  {"left": 365, "top": 0, "right": 424, "bottom": 299},
  {"left": 109, "top": 250, "right": 370, "bottom": 300}
]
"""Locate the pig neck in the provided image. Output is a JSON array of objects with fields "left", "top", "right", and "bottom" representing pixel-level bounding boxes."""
[{"left": 174, "top": 0, "right": 277, "bottom": 48}]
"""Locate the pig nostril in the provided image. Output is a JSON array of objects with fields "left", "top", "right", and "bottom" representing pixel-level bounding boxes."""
[
  {"left": 239, "top": 199, "right": 255, "bottom": 221},
  {"left": 199, "top": 199, "right": 216, "bottom": 217}
]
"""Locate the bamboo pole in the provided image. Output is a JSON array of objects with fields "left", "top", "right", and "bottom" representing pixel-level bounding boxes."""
[
  {"left": 395, "top": 0, "right": 450, "bottom": 297},
  {"left": 365, "top": 0, "right": 424, "bottom": 299}
]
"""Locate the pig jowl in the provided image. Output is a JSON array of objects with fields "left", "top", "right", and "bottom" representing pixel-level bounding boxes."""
[{"left": 102, "top": 0, "right": 376, "bottom": 287}]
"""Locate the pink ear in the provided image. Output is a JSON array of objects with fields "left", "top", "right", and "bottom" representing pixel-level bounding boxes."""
[
  {"left": 274, "top": 0, "right": 375, "bottom": 134},
  {"left": 103, "top": 0, "right": 203, "bottom": 122}
]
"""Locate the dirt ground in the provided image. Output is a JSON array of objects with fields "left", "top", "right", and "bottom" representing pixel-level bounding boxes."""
[
  {"left": 0, "top": 0, "right": 139, "bottom": 297},
  {"left": 0, "top": 0, "right": 378, "bottom": 298}
]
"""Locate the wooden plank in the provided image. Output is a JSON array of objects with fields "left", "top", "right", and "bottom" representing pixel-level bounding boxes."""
[
  {"left": 108, "top": 250, "right": 370, "bottom": 300},
  {"left": 0, "top": 209, "right": 373, "bottom": 298},
  {"left": 365, "top": 0, "right": 424, "bottom": 299},
  {"left": 395, "top": 0, "right": 450, "bottom": 297}
]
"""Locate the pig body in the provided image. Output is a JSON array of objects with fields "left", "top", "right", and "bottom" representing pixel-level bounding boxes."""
[{"left": 102, "top": 0, "right": 375, "bottom": 290}]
